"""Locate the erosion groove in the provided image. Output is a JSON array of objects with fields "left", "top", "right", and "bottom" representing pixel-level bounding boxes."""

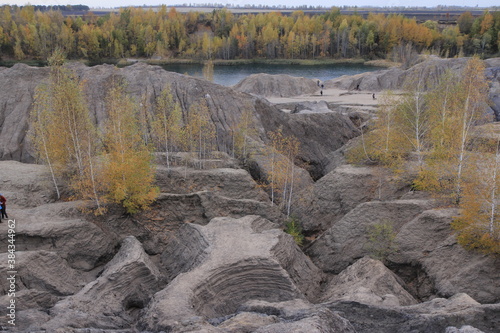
[
  {"left": 41, "top": 236, "right": 161, "bottom": 331},
  {"left": 271, "top": 233, "right": 323, "bottom": 301},
  {"left": 160, "top": 223, "right": 209, "bottom": 283},
  {"left": 387, "top": 262, "right": 436, "bottom": 302}
]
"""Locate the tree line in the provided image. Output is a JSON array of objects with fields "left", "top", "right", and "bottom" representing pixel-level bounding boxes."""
[
  {"left": 21, "top": 5, "right": 90, "bottom": 12},
  {"left": 1, "top": 5, "right": 499, "bottom": 62},
  {"left": 348, "top": 57, "right": 499, "bottom": 254}
]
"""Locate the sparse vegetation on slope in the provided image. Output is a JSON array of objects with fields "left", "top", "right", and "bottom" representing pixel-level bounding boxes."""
[
  {"left": 285, "top": 216, "right": 305, "bottom": 246},
  {"left": 31, "top": 55, "right": 159, "bottom": 214},
  {"left": 348, "top": 57, "right": 499, "bottom": 254}
]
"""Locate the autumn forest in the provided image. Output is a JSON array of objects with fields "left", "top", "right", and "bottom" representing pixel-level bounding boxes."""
[{"left": 0, "top": 5, "right": 499, "bottom": 63}]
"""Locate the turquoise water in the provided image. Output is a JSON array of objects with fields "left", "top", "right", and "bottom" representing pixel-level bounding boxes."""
[{"left": 160, "top": 63, "right": 380, "bottom": 86}]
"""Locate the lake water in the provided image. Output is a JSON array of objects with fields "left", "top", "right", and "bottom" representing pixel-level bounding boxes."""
[{"left": 160, "top": 63, "right": 380, "bottom": 86}]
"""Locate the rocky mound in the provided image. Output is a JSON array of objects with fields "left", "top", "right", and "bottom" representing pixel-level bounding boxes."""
[
  {"left": 1, "top": 152, "right": 498, "bottom": 332},
  {"left": 306, "top": 202, "right": 500, "bottom": 305},
  {"left": 291, "top": 100, "right": 333, "bottom": 114},
  {"left": 326, "top": 57, "right": 470, "bottom": 92},
  {"left": 0, "top": 201, "right": 118, "bottom": 271},
  {"left": 307, "top": 199, "right": 434, "bottom": 273},
  {"left": 292, "top": 164, "right": 412, "bottom": 232},
  {"left": 233, "top": 299, "right": 357, "bottom": 333},
  {"left": 0, "top": 62, "right": 261, "bottom": 162},
  {"left": 0, "top": 250, "right": 88, "bottom": 311},
  {"left": 254, "top": 106, "right": 360, "bottom": 180},
  {"left": 326, "top": 57, "right": 500, "bottom": 120},
  {"left": 391, "top": 208, "right": 500, "bottom": 304},
  {"left": 0, "top": 160, "right": 55, "bottom": 208},
  {"left": 321, "top": 256, "right": 417, "bottom": 306},
  {"left": 42, "top": 236, "right": 161, "bottom": 330},
  {"left": 139, "top": 215, "right": 323, "bottom": 332},
  {"left": 233, "top": 73, "right": 319, "bottom": 97},
  {"left": 155, "top": 164, "right": 268, "bottom": 201}
]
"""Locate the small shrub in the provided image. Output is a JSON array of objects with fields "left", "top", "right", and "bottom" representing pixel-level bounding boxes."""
[
  {"left": 285, "top": 216, "right": 305, "bottom": 246},
  {"left": 366, "top": 220, "right": 398, "bottom": 262}
]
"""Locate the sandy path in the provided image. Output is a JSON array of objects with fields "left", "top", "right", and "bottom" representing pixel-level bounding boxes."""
[{"left": 266, "top": 87, "right": 384, "bottom": 107}]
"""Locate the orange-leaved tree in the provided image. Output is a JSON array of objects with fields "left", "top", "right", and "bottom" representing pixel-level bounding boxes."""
[
  {"left": 102, "top": 80, "right": 159, "bottom": 214},
  {"left": 452, "top": 137, "right": 500, "bottom": 254}
]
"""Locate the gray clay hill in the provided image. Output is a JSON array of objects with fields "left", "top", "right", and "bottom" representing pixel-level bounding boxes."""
[{"left": 0, "top": 57, "right": 499, "bottom": 332}]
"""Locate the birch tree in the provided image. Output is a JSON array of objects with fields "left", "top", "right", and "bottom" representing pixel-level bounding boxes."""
[
  {"left": 451, "top": 57, "right": 490, "bottom": 203},
  {"left": 347, "top": 91, "right": 409, "bottom": 172},
  {"left": 264, "top": 129, "right": 300, "bottom": 217},
  {"left": 415, "top": 70, "right": 461, "bottom": 195},
  {"left": 185, "top": 100, "right": 215, "bottom": 169},
  {"left": 452, "top": 138, "right": 500, "bottom": 254},
  {"left": 395, "top": 71, "right": 430, "bottom": 168},
  {"left": 152, "top": 87, "right": 183, "bottom": 169},
  {"left": 102, "top": 81, "right": 158, "bottom": 214},
  {"left": 231, "top": 107, "right": 257, "bottom": 163},
  {"left": 417, "top": 58, "right": 490, "bottom": 202},
  {"left": 31, "top": 84, "right": 61, "bottom": 199},
  {"left": 30, "top": 57, "right": 104, "bottom": 212}
]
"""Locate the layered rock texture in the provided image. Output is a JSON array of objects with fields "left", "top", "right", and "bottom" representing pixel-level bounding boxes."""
[
  {"left": 139, "top": 215, "right": 323, "bottom": 331},
  {"left": 328, "top": 294, "right": 500, "bottom": 333},
  {"left": 42, "top": 236, "right": 161, "bottom": 330},
  {"left": 1, "top": 58, "right": 499, "bottom": 332},
  {"left": 2, "top": 157, "right": 498, "bottom": 332}
]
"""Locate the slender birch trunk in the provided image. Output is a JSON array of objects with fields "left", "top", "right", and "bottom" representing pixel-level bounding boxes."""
[{"left": 489, "top": 140, "right": 500, "bottom": 235}]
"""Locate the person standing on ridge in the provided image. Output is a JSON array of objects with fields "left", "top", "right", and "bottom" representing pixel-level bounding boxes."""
[{"left": 0, "top": 193, "right": 8, "bottom": 219}]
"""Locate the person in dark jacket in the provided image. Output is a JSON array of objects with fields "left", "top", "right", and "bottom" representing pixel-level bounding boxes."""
[{"left": 0, "top": 194, "right": 8, "bottom": 219}]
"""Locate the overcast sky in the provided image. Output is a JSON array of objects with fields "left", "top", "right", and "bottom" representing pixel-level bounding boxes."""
[{"left": 0, "top": 0, "right": 497, "bottom": 9}]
